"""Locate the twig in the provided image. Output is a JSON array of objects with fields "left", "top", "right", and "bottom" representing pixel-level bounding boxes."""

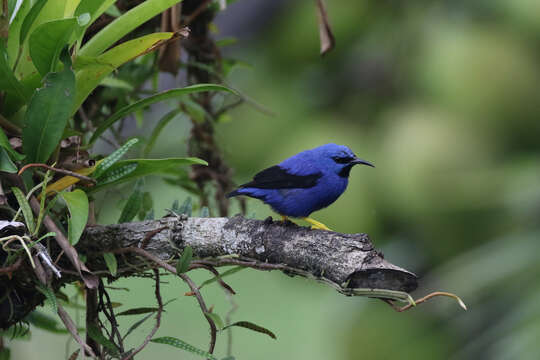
[
  {"left": 58, "top": 304, "right": 97, "bottom": 358},
  {"left": 179, "top": 272, "right": 217, "bottom": 355},
  {"left": 99, "top": 280, "right": 125, "bottom": 353},
  {"left": 0, "top": 113, "right": 22, "bottom": 135},
  {"left": 123, "top": 269, "right": 163, "bottom": 360},
  {"left": 182, "top": 0, "right": 213, "bottom": 26},
  {"left": 0, "top": 257, "right": 22, "bottom": 275},
  {"left": 18, "top": 164, "right": 97, "bottom": 185}
]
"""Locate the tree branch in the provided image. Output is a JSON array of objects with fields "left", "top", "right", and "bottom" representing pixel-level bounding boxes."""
[{"left": 78, "top": 215, "right": 418, "bottom": 295}]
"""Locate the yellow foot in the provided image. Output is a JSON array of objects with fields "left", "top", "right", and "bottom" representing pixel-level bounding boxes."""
[{"left": 302, "top": 217, "right": 332, "bottom": 231}]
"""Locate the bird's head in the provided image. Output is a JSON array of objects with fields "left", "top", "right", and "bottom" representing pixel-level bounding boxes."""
[{"left": 315, "top": 143, "right": 374, "bottom": 177}]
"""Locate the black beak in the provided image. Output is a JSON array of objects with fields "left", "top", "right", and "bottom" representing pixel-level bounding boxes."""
[{"left": 351, "top": 158, "right": 375, "bottom": 168}]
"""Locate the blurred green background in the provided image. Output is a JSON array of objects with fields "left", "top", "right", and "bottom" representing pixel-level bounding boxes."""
[{"left": 13, "top": 0, "right": 540, "bottom": 359}]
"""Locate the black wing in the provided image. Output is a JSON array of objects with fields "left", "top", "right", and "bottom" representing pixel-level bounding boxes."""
[{"left": 239, "top": 165, "right": 322, "bottom": 189}]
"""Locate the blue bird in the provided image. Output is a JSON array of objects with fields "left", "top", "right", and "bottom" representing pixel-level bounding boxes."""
[{"left": 227, "top": 143, "right": 374, "bottom": 230}]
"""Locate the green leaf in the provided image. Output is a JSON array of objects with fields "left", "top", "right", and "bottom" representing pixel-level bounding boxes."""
[
  {"left": 176, "top": 246, "right": 192, "bottom": 274},
  {"left": 123, "top": 312, "right": 153, "bottom": 340},
  {"left": 178, "top": 197, "right": 192, "bottom": 216},
  {"left": 87, "top": 324, "right": 118, "bottom": 354},
  {"left": 19, "top": 0, "right": 47, "bottom": 45},
  {"left": 60, "top": 189, "right": 89, "bottom": 246},
  {"left": 74, "top": 32, "right": 174, "bottom": 113},
  {"left": 22, "top": 52, "right": 75, "bottom": 164},
  {"left": 97, "top": 163, "right": 138, "bottom": 185},
  {"left": 221, "top": 321, "right": 277, "bottom": 339},
  {"left": 91, "top": 157, "right": 207, "bottom": 192},
  {"left": 99, "top": 76, "right": 134, "bottom": 91},
  {"left": 6, "top": 0, "right": 31, "bottom": 67},
  {"left": 204, "top": 312, "right": 224, "bottom": 330},
  {"left": 199, "top": 267, "right": 244, "bottom": 290},
  {"left": 0, "top": 128, "right": 24, "bottom": 161},
  {"left": 144, "top": 109, "right": 183, "bottom": 156},
  {"left": 199, "top": 206, "right": 210, "bottom": 218},
  {"left": 117, "top": 307, "right": 159, "bottom": 316},
  {"left": 103, "top": 253, "right": 118, "bottom": 276},
  {"left": 89, "top": 84, "right": 236, "bottom": 144},
  {"left": 150, "top": 337, "right": 218, "bottom": 360},
  {"left": 78, "top": 0, "right": 184, "bottom": 57},
  {"left": 0, "top": 148, "right": 17, "bottom": 173},
  {"left": 0, "top": 42, "right": 30, "bottom": 101},
  {"left": 11, "top": 187, "right": 35, "bottom": 233},
  {"left": 36, "top": 284, "right": 58, "bottom": 314},
  {"left": 118, "top": 179, "right": 144, "bottom": 223},
  {"left": 74, "top": 0, "right": 117, "bottom": 42},
  {"left": 29, "top": 18, "right": 78, "bottom": 76},
  {"left": 93, "top": 138, "right": 139, "bottom": 179},
  {"left": 27, "top": 310, "right": 69, "bottom": 334}
]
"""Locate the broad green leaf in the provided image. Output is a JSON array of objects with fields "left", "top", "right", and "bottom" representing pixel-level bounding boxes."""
[
  {"left": 117, "top": 180, "right": 143, "bottom": 223},
  {"left": 0, "top": 42, "right": 30, "bottom": 101},
  {"left": 36, "top": 284, "right": 58, "bottom": 314},
  {"left": 91, "top": 157, "right": 207, "bottom": 192},
  {"left": 89, "top": 84, "right": 235, "bottom": 144},
  {"left": 87, "top": 324, "right": 118, "bottom": 354},
  {"left": 22, "top": 52, "right": 75, "bottom": 164},
  {"left": 78, "top": 0, "right": 183, "bottom": 57},
  {"left": 0, "top": 148, "right": 17, "bottom": 173},
  {"left": 221, "top": 321, "right": 277, "bottom": 339},
  {"left": 176, "top": 245, "right": 192, "bottom": 274},
  {"left": 204, "top": 312, "right": 224, "bottom": 330},
  {"left": 150, "top": 337, "right": 218, "bottom": 360},
  {"left": 11, "top": 187, "right": 35, "bottom": 233},
  {"left": 103, "top": 253, "right": 118, "bottom": 276},
  {"left": 29, "top": 18, "right": 78, "bottom": 76},
  {"left": 144, "top": 109, "right": 183, "bottom": 156},
  {"left": 19, "top": 0, "right": 47, "bottom": 45},
  {"left": 60, "top": 189, "right": 89, "bottom": 245},
  {"left": 93, "top": 138, "right": 139, "bottom": 179},
  {"left": 0, "top": 127, "right": 24, "bottom": 161},
  {"left": 96, "top": 163, "right": 138, "bottom": 185},
  {"left": 74, "top": 0, "right": 117, "bottom": 31},
  {"left": 73, "top": 32, "right": 173, "bottom": 113},
  {"left": 117, "top": 307, "right": 159, "bottom": 316},
  {"left": 199, "top": 267, "right": 245, "bottom": 290}
]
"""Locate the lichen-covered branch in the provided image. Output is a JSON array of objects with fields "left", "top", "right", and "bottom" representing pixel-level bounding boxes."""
[{"left": 78, "top": 215, "right": 418, "bottom": 294}]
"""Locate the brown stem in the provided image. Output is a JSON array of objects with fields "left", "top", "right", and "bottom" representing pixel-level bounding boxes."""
[
  {"left": 85, "top": 288, "right": 101, "bottom": 357},
  {"left": 18, "top": 164, "right": 97, "bottom": 185}
]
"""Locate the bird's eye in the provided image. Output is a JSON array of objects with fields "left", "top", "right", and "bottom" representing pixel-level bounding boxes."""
[{"left": 332, "top": 156, "right": 354, "bottom": 164}]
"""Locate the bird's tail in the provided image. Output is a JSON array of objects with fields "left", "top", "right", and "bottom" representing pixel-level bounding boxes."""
[{"left": 226, "top": 189, "right": 241, "bottom": 198}]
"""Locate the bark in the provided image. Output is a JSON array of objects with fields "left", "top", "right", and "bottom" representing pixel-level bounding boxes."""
[{"left": 78, "top": 215, "right": 418, "bottom": 294}]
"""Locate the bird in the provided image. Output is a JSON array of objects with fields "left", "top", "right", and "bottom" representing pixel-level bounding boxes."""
[{"left": 227, "top": 143, "right": 374, "bottom": 230}]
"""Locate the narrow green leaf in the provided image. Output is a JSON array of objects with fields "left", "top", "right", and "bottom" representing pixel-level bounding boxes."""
[
  {"left": 11, "top": 187, "right": 34, "bottom": 233},
  {"left": 87, "top": 324, "right": 118, "bottom": 354},
  {"left": 78, "top": 0, "right": 183, "bottom": 57},
  {"left": 0, "top": 148, "right": 17, "bottom": 173},
  {"left": 36, "top": 284, "right": 58, "bottom": 314},
  {"left": 74, "top": 32, "right": 173, "bottom": 113},
  {"left": 27, "top": 310, "right": 69, "bottom": 334},
  {"left": 19, "top": 0, "right": 47, "bottom": 45},
  {"left": 99, "top": 76, "right": 134, "bottom": 91},
  {"left": 89, "top": 84, "right": 236, "bottom": 144},
  {"left": 199, "top": 206, "right": 209, "bottom": 218},
  {"left": 103, "top": 253, "right": 118, "bottom": 276},
  {"left": 144, "top": 109, "right": 183, "bottom": 156},
  {"left": 222, "top": 321, "right": 277, "bottom": 339},
  {"left": 93, "top": 138, "right": 139, "bottom": 179},
  {"left": 204, "top": 312, "right": 224, "bottom": 330},
  {"left": 176, "top": 246, "right": 192, "bottom": 274},
  {"left": 29, "top": 18, "right": 78, "bottom": 76},
  {"left": 150, "top": 337, "right": 218, "bottom": 360},
  {"left": 22, "top": 52, "right": 75, "bottom": 164},
  {"left": 34, "top": 169, "right": 53, "bottom": 235},
  {"left": 0, "top": 127, "right": 24, "bottom": 161},
  {"left": 123, "top": 313, "right": 153, "bottom": 340},
  {"left": 91, "top": 157, "right": 207, "bottom": 192},
  {"left": 96, "top": 162, "right": 138, "bottom": 185},
  {"left": 60, "top": 189, "right": 89, "bottom": 246},
  {"left": 199, "top": 267, "right": 244, "bottom": 290},
  {"left": 117, "top": 179, "right": 143, "bottom": 223},
  {"left": 117, "top": 307, "right": 159, "bottom": 316},
  {"left": 178, "top": 197, "right": 192, "bottom": 216}
]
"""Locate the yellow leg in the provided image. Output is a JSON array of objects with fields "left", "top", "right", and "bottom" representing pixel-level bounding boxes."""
[
  {"left": 302, "top": 217, "right": 332, "bottom": 231},
  {"left": 281, "top": 215, "right": 289, "bottom": 222}
]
